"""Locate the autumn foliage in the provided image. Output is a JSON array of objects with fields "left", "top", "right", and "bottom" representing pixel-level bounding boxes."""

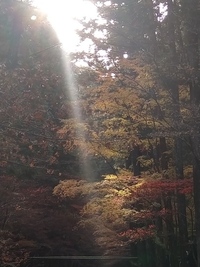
[{"left": 0, "top": 0, "right": 199, "bottom": 267}]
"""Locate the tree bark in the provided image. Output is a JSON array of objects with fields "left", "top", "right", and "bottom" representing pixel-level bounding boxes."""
[
  {"left": 166, "top": 1, "right": 188, "bottom": 266},
  {"left": 164, "top": 195, "right": 178, "bottom": 267},
  {"left": 182, "top": 0, "right": 200, "bottom": 266}
]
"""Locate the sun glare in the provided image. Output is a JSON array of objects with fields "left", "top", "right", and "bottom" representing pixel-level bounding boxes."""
[{"left": 33, "top": 0, "right": 97, "bottom": 52}]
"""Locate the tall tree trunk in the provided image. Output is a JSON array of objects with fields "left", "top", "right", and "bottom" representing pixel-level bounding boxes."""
[
  {"left": 154, "top": 137, "right": 168, "bottom": 267},
  {"left": 182, "top": 0, "right": 200, "bottom": 266},
  {"left": 154, "top": 197, "right": 165, "bottom": 267},
  {"left": 164, "top": 195, "right": 178, "bottom": 267},
  {"left": 159, "top": 137, "right": 168, "bottom": 171},
  {"left": 190, "top": 90, "right": 200, "bottom": 267},
  {"left": 159, "top": 137, "right": 177, "bottom": 266},
  {"left": 167, "top": 1, "right": 188, "bottom": 266},
  {"left": 137, "top": 240, "right": 148, "bottom": 267}
]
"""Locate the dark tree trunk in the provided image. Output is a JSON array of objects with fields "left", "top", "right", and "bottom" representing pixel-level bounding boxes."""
[
  {"left": 182, "top": 0, "right": 200, "bottom": 266},
  {"left": 132, "top": 145, "right": 141, "bottom": 176},
  {"left": 154, "top": 137, "right": 168, "bottom": 267},
  {"left": 146, "top": 239, "right": 156, "bottom": 267},
  {"left": 175, "top": 137, "right": 188, "bottom": 267},
  {"left": 166, "top": 2, "right": 188, "bottom": 266},
  {"left": 193, "top": 163, "right": 200, "bottom": 267},
  {"left": 137, "top": 241, "right": 148, "bottom": 267},
  {"left": 191, "top": 82, "right": 200, "bottom": 267},
  {"left": 164, "top": 196, "right": 178, "bottom": 267},
  {"left": 154, "top": 203, "right": 166, "bottom": 267},
  {"left": 159, "top": 137, "right": 168, "bottom": 171},
  {"left": 126, "top": 145, "right": 141, "bottom": 176}
]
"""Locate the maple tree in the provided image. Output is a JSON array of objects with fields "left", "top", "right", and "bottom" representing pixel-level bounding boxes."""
[
  {"left": 54, "top": 171, "right": 194, "bottom": 266},
  {"left": 0, "top": 0, "right": 77, "bottom": 181},
  {"left": 0, "top": 2, "right": 84, "bottom": 265},
  {"left": 59, "top": 57, "right": 171, "bottom": 176},
  {"left": 57, "top": 0, "right": 200, "bottom": 266},
  {"left": 0, "top": 174, "right": 87, "bottom": 266}
]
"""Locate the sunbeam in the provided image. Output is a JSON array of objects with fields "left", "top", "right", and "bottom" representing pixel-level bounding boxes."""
[
  {"left": 33, "top": 0, "right": 97, "bottom": 179},
  {"left": 63, "top": 54, "right": 94, "bottom": 180}
]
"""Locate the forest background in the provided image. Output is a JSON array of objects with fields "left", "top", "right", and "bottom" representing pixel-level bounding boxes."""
[{"left": 0, "top": 0, "right": 200, "bottom": 267}]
